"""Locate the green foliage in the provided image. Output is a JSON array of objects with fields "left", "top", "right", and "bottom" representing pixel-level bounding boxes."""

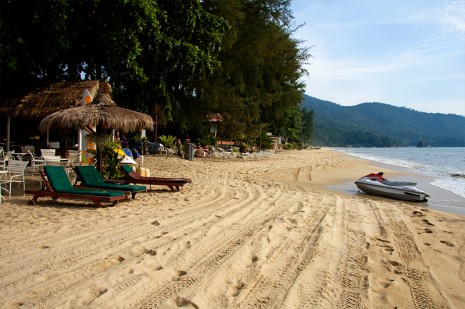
[
  {"left": 301, "top": 108, "right": 314, "bottom": 144},
  {"left": 282, "top": 142, "right": 302, "bottom": 150},
  {"left": 258, "top": 131, "right": 274, "bottom": 150},
  {"left": 101, "top": 141, "right": 124, "bottom": 179},
  {"left": 198, "top": 135, "right": 216, "bottom": 146},
  {"left": 302, "top": 95, "right": 465, "bottom": 147},
  {"left": 269, "top": 106, "right": 303, "bottom": 143},
  {"left": 1, "top": 0, "right": 227, "bottom": 117},
  {"left": 193, "top": 0, "right": 310, "bottom": 140},
  {"left": 1, "top": 0, "right": 311, "bottom": 147},
  {"left": 133, "top": 133, "right": 142, "bottom": 142},
  {"left": 159, "top": 134, "right": 176, "bottom": 148}
]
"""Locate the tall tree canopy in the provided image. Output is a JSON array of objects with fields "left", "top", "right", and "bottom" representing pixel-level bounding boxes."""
[
  {"left": 1, "top": 0, "right": 311, "bottom": 144},
  {"left": 1, "top": 0, "right": 226, "bottom": 112},
  {"left": 195, "top": 0, "right": 310, "bottom": 143}
]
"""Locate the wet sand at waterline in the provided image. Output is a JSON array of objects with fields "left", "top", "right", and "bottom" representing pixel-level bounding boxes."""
[
  {"left": 325, "top": 154, "right": 465, "bottom": 216},
  {"left": 1, "top": 148, "right": 464, "bottom": 308}
]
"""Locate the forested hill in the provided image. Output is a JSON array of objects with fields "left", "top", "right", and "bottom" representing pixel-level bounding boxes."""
[{"left": 301, "top": 95, "right": 465, "bottom": 147}]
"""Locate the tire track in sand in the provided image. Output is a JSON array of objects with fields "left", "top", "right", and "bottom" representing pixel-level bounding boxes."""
[
  {"left": 136, "top": 186, "right": 303, "bottom": 308},
  {"left": 368, "top": 201, "right": 446, "bottom": 309},
  {"left": 335, "top": 198, "right": 369, "bottom": 309},
  {"left": 0, "top": 177, "right": 259, "bottom": 308},
  {"left": 392, "top": 221, "right": 443, "bottom": 309},
  {"left": 234, "top": 197, "right": 332, "bottom": 308}
]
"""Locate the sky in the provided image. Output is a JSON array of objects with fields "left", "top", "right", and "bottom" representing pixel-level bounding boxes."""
[{"left": 291, "top": 0, "right": 465, "bottom": 116}]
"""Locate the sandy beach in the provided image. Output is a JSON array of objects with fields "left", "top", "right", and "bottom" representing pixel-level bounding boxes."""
[{"left": 1, "top": 148, "right": 464, "bottom": 308}]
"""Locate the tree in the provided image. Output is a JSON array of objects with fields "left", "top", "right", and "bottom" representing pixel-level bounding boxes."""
[
  {"left": 301, "top": 108, "right": 314, "bottom": 144},
  {"left": 1, "top": 0, "right": 310, "bottom": 145},
  {"left": 198, "top": 0, "right": 310, "bottom": 144},
  {"left": 0, "top": 0, "right": 227, "bottom": 120}
]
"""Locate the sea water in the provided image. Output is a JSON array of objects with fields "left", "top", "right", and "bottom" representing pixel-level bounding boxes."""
[{"left": 334, "top": 147, "right": 465, "bottom": 199}]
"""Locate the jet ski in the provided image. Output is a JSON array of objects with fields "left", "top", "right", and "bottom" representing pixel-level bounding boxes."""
[{"left": 355, "top": 172, "right": 429, "bottom": 202}]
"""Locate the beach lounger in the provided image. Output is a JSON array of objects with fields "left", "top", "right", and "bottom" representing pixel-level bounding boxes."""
[
  {"left": 25, "top": 166, "right": 129, "bottom": 207},
  {"left": 74, "top": 165, "right": 146, "bottom": 199},
  {"left": 119, "top": 164, "right": 192, "bottom": 191}
]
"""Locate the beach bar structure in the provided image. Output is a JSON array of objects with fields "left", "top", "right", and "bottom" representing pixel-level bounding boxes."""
[{"left": 0, "top": 80, "right": 101, "bottom": 153}]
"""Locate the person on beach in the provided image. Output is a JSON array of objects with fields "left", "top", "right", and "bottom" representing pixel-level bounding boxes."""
[
  {"left": 176, "top": 139, "right": 184, "bottom": 157},
  {"left": 195, "top": 144, "right": 207, "bottom": 158}
]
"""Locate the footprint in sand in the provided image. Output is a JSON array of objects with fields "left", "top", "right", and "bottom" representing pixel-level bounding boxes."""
[
  {"left": 172, "top": 270, "right": 188, "bottom": 281},
  {"left": 385, "top": 260, "right": 403, "bottom": 275},
  {"left": 383, "top": 279, "right": 396, "bottom": 288},
  {"left": 375, "top": 238, "right": 394, "bottom": 254},
  {"left": 144, "top": 248, "right": 157, "bottom": 256},
  {"left": 422, "top": 219, "right": 435, "bottom": 226},
  {"left": 412, "top": 211, "right": 424, "bottom": 217},
  {"left": 383, "top": 246, "right": 394, "bottom": 255},
  {"left": 387, "top": 260, "right": 401, "bottom": 266},
  {"left": 177, "top": 270, "right": 187, "bottom": 276},
  {"left": 174, "top": 296, "right": 198, "bottom": 308},
  {"left": 96, "top": 287, "right": 107, "bottom": 297},
  {"left": 440, "top": 240, "right": 455, "bottom": 247}
]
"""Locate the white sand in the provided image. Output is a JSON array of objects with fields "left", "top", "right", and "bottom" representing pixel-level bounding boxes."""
[{"left": 1, "top": 148, "right": 464, "bottom": 308}]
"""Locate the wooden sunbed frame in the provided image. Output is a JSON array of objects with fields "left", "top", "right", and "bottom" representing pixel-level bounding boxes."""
[
  {"left": 117, "top": 165, "right": 192, "bottom": 191},
  {"left": 25, "top": 169, "right": 129, "bottom": 207}
]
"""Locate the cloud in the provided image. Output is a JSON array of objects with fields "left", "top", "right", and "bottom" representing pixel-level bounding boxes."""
[{"left": 441, "top": 0, "right": 465, "bottom": 34}]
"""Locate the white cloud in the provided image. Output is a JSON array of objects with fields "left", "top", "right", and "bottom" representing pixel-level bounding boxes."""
[{"left": 441, "top": 0, "right": 465, "bottom": 34}]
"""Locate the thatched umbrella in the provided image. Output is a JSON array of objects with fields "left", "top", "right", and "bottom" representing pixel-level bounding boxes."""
[{"left": 39, "top": 86, "right": 153, "bottom": 174}]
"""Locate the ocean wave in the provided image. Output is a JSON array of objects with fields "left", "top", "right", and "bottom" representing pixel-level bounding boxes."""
[
  {"left": 450, "top": 173, "right": 465, "bottom": 179},
  {"left": 431, "top": 178, "right": 465, "bottom": 199}
]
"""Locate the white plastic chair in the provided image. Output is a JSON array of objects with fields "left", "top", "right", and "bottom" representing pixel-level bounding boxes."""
[
  {"left": 166, "top": 147, "right": 176, "bottom": 157},
  {"left": 0, "top": 148, "right": 14, "bottom": 170},
  {"left": 27, "top": 150, "right": 46, "bottom": 175},
  {"left": 43, "top": 155, "right": 67, "bottom": 166},
  {"left": 0, "top": 170, "right": 10, "bottom": 203},
  {"left": 158, "top": 144, "right": 168, "bottom": 156},
  {"left": 6, "top": 160, "right": 29, "bottom": 197},
  {"left": 40, "top": 149, "right": 56, "bottom": 157},
  {"left": 66, "top": 150, "right": 83, "bottom": 184},
  {"left": 67, "top": 150, "right": 83, "bottom": 166},
  {"left": 21, "top": 145, "right": 35, "bottom": 154},
  {"left": 0, "top": 147, "right": 6, "bottom": 170}
]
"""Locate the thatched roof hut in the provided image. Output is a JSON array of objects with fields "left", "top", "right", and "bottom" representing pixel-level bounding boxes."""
[
  {"left": 39, "top": 92, "right": 154, "bottom": 133},
  {"left": 0, "top": 80, "right": 100, "bottom": 119}
]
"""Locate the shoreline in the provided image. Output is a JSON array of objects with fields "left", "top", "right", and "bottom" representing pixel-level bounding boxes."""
[
  {"left": 325, "top": 149, "right": 465, "bottom": 216},
  {"left": 1, "top": 148, "right": 464, "bottom": 308}
]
